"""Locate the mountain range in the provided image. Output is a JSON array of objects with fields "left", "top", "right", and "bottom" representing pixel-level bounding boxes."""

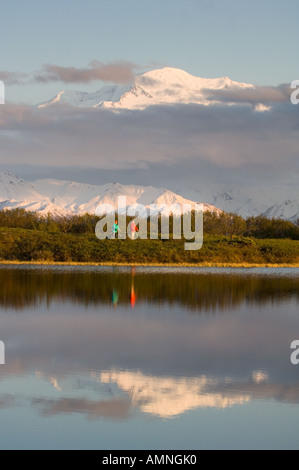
[
  {"left": 0, "top": 171, "right": 220, "bottom": 217},
  {"left": 0, "top": 170, "right": 298, "bottom": 221}
]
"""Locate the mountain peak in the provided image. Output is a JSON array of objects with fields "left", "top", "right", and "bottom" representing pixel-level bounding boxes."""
[
  {"left": 140, "top": 66, "right": 196, "bottom": 82},
  {"left": 38, "top": 66, "right": 255, "bottom": 111}
]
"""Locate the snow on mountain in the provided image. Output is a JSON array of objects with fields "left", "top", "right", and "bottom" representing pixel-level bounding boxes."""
[
  {"left": 0, "top": 171, "right": 221, "bottom": 217},
  {"left": 38, "top": 85, "right": 130, "bottom": 109},
  {"left": 0, "top": 171, "right": 297, "bottom": 221},
  {"left": 177, "top": 184, "right": 299, "bottom": 221},
  {"left": 0, "top": 171, "right": 60, "bottom": 214},
  {"left": 0, "top": 171, "right": 39, "bottom": 202},
  {"left": 179, "top": 186, "right": 271, "bottom": 219},
  {"left": 263, "top": 200, "right": 299, "bottom": 223},
  {"left": 38, "top": 67, "right": 256, "bottom": 111}
]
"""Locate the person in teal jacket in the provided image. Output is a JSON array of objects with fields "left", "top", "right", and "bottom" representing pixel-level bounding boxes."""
[{"left": 112, "top": 220, "right": 120, "bottom": 238}]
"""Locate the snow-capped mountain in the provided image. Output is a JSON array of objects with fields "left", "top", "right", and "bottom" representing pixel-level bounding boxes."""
[
  {"left": 177, "top": 184, "right": 299, "bottom": 222},
  {"left": 0, "top": 171, "right": 297, "bottom": 221},
  {"left": 39, "top": 67, "right": 257, "bottom": 111},
  {"left": 263, "top": 200, "right": 299, "bottom": 223},
  {"left": 0, "top": 171, "right": 62, "bottom": 214},
  {"left": 0, "top": 171, "right": 220, "bottom": 217}
]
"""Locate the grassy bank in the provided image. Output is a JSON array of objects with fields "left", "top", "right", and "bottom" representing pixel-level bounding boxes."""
[
  {"left": 0, "top": 227, "right": 298, "bottom": 266},
  {"left": 0, "top": 261, "right": 298, "bottom": 267}
]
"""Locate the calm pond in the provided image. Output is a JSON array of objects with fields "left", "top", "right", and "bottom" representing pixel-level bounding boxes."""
[{"left": 0, "top": 265, "right": 298, "bottom": 449}]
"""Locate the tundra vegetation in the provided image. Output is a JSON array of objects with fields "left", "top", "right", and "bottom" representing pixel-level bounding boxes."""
[{"left": 0, "top": 209, "right": 298, "bottom": 265}]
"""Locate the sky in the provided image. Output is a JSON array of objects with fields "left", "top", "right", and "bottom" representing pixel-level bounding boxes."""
[
  {"left": 1, "top": 0, "right": 298, "bottom": 104},
  {"left": 0, "top": 0, "right": 298, "bottom": 197}
]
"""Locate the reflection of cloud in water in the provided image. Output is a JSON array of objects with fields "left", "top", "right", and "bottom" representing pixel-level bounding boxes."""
[
  {"left": 36, "top": 371, "right": 62, "bottom": 392},
  {"left": 32, "top": 396, "right": 131, "bottom": 421},
  {"left": 0, "top": 394, "right": 16, "bottom": 409},
  {"left": 252, "top": 370, "right": 268, "bottom": 384}
]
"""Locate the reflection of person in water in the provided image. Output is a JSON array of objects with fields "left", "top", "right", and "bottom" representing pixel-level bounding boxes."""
[
  {"left": 130, "top": 266, "right": 136, "bottom": 308},
  {"left": 130, "top": 285, "right": 136, "bottom": 308},
  {"left": 112, "top": 289, "right": 118, "bottom": 308}
]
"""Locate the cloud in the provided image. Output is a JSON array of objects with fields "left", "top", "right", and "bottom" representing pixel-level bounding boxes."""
[
  {"left": 0, "top": 100, "right": 298, "bottom": 181},
  {"left": 34, "top": 61, "right": 138, "bottom": 84},
  {"left": 206, "top": 83, "right": 292, "bottom": 104},
  {"left": 0, "top": 61, "right": 139, "bottom": 87},
  {"left": 0, "top": 71, "right": 27, "bottom": 86},
  {"left": 0, "top": 77, "right": 298, "bottom": 196}
]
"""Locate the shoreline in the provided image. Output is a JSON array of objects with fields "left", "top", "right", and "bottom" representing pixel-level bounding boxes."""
[{"left": 0, "top": 260, "right": 298, "bottom": 268}]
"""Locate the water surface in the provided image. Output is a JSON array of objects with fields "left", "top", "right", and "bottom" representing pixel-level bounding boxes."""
[{"left": 0, "top": 266, "right": 298, "bottom": 449}]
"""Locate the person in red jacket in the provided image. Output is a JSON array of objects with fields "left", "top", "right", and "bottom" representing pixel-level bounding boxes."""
[{"left": 129, "top": 220, "right": 138, "bottom": 240}]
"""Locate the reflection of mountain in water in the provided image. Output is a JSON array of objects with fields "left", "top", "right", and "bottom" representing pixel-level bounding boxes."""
[
  {"left": 0, "top": 267, "right": 298, "bottom": 311},
  {"left": 100, "top": 370, "right": 250, "bottom": 417},
  {"left": 18, "top": 368, "right": 251, "bottom": 418},
  {"left": 18, "top": 367, "right": 298, "bottom": 420}
]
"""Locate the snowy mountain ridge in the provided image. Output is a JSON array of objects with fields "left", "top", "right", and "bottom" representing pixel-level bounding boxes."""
[
  {"left": 0, "top": 171, "right": 298, "bottom": 221},
  {"left": 0, "top": 171, "right": 220, "bottom": 217}
]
